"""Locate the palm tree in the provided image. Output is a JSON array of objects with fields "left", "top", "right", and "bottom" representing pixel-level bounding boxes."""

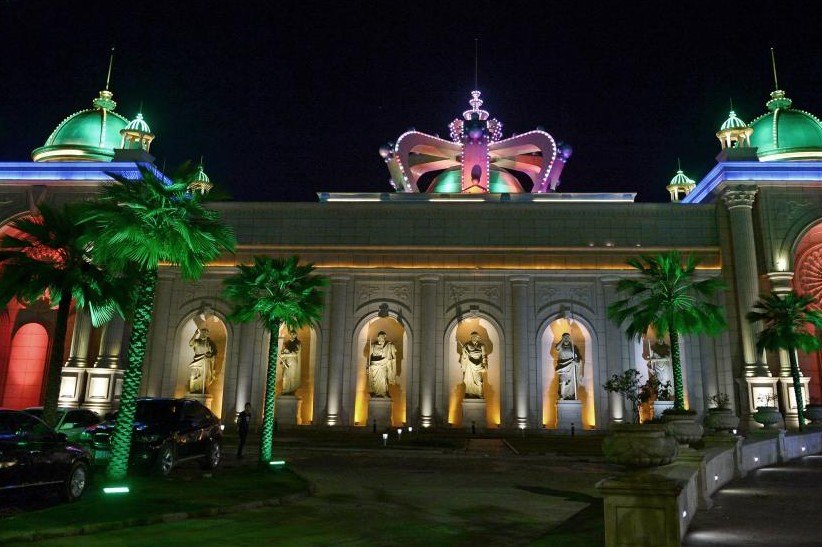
[
  {"left": 223, "top": 256, "right": 326, "bottom": 463},
  {"left": 0, "top": 204, "right": 123, "bottom": 427},
  {"left": 81, "top": 165, "right": 235, "bottom": 481},
  {"left": 607, "top": 251, "right": 726, "bottom": 411},
  {"left": 747, "top": 291, "right": 822, "bottom": 430}
]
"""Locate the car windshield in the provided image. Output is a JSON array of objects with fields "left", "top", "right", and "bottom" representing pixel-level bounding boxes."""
[
  {"left": 134, "top": 400, "right": 180, "bottom": 424},
  {"left": 23, "top": 408, "right": 65, "bottom": 420}
]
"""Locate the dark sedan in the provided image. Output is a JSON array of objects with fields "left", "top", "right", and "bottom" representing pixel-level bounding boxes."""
[
  {"left": 83, "top": 398, "right": 222, "bottom": 476},
  {"left": 0, "top": 410, "right": 91, "bottom": 502}
]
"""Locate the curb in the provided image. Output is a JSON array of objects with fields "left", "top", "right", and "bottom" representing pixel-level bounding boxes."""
[{"left": 0, "top": 486, "right": 314, "bottom": 544}]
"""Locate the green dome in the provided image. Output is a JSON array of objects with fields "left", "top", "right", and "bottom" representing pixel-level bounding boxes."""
[
  {"left": 32, "top": 90, "right": 129, "bottom": 162},
  {"left": 749, "top": 90, "right": 822, "bottom": 161},
  {"left": 720, "top": 110, "right": 747, "bottom": 131}
]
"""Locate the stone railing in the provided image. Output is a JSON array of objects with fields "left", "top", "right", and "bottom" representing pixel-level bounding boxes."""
[{"left": 596, "top": 430, "right": 822, "bottom": 547}]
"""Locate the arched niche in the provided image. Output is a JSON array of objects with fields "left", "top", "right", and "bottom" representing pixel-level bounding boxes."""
[
  {"left": 540, "top": 317, "right": 596, "bottom": 429},
  {"left": 631, "top": 330, "right": 678, "bottom": 420},
  {"left": 275, "top": 324, "right": 317, "bottom": 425},
  {"left": 173, "top": 312, "right": 229, "bottom": 416},
  {"left": 353, "top": 315, "right": 408, "bottom": 427},
  {"left": 791, "top": 219, "right": 822, "bottom": 403},
  {"left": 445, "top": 316, "right": 501, "bottom": 428},
  {"left": 2, "top": 322, "right": 49, "bottom": 409}
]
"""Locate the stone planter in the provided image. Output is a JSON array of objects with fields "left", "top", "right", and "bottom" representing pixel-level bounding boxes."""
[
  {"left": 602, "top": 423, "right": 678, "bottom": 467},
  {"left": 661, "top": 412, "right": 703, "bottom": 445},
  {"left": 804, "top": 405, "right": 822, "bottom": 425},
  {"left": 752, "top": 406, "right": 783, "bottom": 429},
  {"left": 704, "top": 408, "right": 740, "bottom": 434}
]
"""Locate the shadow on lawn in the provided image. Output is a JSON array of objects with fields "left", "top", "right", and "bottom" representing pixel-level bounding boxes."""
[{"left": 517, "top": 485, "right": 604, "bottom": 547}]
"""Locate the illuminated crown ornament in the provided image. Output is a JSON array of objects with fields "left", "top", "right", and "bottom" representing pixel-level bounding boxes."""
[
  {"left": 187, "top": 163, "right": 213, "bottom": 195},
  {"left": 666, "top": 161, "right": 696, "bottom": 202},
  {"left": 381, "top": 90, "right": 572, "bottom": 193},
  {"left": 120, "top": 112, "right": 155, "bottom": 152}
]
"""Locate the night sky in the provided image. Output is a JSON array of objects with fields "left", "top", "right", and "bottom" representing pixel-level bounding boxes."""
[{"left": 1, "top": 1, "right": 819, "bottom": 202}]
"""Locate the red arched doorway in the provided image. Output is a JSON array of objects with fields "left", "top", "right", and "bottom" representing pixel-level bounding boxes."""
[
  {"left": 793, "top": 221, "right": 822, "bottom": 405},
  {"left": 1, "top": 323, "right": 49, "bottom": 409}
]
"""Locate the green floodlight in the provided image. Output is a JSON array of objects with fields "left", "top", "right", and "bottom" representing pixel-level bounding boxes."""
[
  {"left": 269, "top": 460, "right": 286, "bottom": 467},
  {"left": 103, "top": 486, "right": 130, "bottom": 494}
]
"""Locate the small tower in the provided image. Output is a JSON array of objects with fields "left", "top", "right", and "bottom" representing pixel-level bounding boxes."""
[
  {"left": 187, "top": 163, "right": 213, "bottom": 195},
  {"left": 113, "top": 112, "right": 157, "bottom": 163},
  {"left": 666, "top": 162, "right": 696, "bottom": 202},
  {"left": 120, "top": 113, "right": 155, "bottom": 152},
  {"left": 715, "top": 109, "right": 757, "bottom": 162}
]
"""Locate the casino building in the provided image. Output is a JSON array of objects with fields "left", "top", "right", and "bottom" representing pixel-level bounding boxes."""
[{"left": 1, "top": 73, "right": 822, "bottom": 432}]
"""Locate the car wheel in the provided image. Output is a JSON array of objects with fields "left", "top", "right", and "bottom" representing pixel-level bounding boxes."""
[
  {"left": 155, "top": 444, "right": 176, "bottom": 476},
  {"left": 200, "top": 441, "right": 222, "bottom": 470},
  {"left": 60, "top": 461, "right": 88, "bottom": 502}
]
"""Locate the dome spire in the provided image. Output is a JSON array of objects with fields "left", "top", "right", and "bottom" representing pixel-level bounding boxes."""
[
  {"left": 765, "top": 48, "right": 792, "bottom": 111},
  {"left": 770, "top": 47, "right": 779, "bottom": 92},
  {"left": 92, "top": 47, "right": 117, "bottom": 111},
  {"left": 666, "top": 161, "right": 696, "bottom": 202},
  {"left": 188, "top": 158, "right": 213, "bottom": 195}
]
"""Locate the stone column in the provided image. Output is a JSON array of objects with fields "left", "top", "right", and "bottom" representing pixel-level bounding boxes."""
[
  {"left": 510, "top": 277, "right": 530, "bottom": 428},
  {"left": 324, "top": 276, "right": 350, "bottom": 426},
  {"left": 601, "top": 278, "right": 626, "bottom": 424},
  {"left": 418, "top": 276, "right": 439, "bottom": 428},
  {"left": 59, "top": 306, "right": 93, "bottom": 408},
  {"left": 64, "top": 307, "right": 93, "bottom": 368},
  {"left": 93, "top": 317, "right": 126, "bottom": 369},
  {"left": 722, "top": 187, "right": 767, "bottom": 376}
]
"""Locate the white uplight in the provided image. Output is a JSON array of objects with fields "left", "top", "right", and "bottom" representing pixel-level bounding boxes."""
[
  {"left": 754, "top": 456, "right": 759, "bottom": 463},
  {"left": 682, "top": 510, "right": 687, "bottom": 519}
]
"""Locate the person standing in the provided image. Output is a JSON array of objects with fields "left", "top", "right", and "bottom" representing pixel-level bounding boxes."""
[{"left": 236, "top": 403, "right": 252, "bottom": 459}]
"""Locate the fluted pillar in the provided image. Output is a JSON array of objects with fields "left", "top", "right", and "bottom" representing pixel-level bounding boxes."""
[
  {"left": 325, "top": 276, "right": 350, "bottom": 426},
  {"left": 64, "top": 306, "right": 92, "bottom": 368},
  {"left": 511, "top": 277, "right": 530, "bottom": 428},
  {"left": 93, "top": 316, "right": 126, "bottom": 369},
  {"left": 418, "top": 276, "right": 439, "bottom": 427},
  {"left": 722, "top": 187, "right": 767, "bottom": 376}
]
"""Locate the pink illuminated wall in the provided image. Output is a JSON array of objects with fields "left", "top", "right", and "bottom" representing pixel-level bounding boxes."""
[{"left": 2, "top": 323, "right": 49, "bottom": 409}]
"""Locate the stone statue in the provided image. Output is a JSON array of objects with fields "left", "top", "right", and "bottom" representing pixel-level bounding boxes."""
[
  {"left": 644, "top": 338, "right": 673, "bottom": 400},
  {"left": 279, "top": 329, "right": 302, "bottom": 395},
  {"left": 460, "top": 332, "right": 488, "bottom": 399},
  {"left": 189, "top": 328, "right": 217, "bottom": 394},
  {"left": 555, "top": 332, "right": 582, "bottom": 400},
  {"left": 367, "top": 331, "right": 397, "bottom": 397}
]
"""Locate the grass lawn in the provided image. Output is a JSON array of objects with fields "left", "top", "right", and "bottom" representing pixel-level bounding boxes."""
[
  {"left": 504, "top": 434, "right": 605, "bottom": 457},
  {"left": 0, "top": 464, "right": 308, "bottom": 540}
]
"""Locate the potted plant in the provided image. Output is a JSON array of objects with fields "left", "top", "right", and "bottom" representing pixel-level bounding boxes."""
[
  {"left": 805, "top": 403, "right": 822, "bottom": 426},
  {"left": 602, "top": 370, "right": 678, "bottom": 467},
  {"left": 752, "top": 393, "right": 783, "bottom": 429},
  {"left": 661, "top": 407, "right": 704, "bottom": 446},
  {"left": 704, "top": 392, "right": 739, "bottom": 434}
]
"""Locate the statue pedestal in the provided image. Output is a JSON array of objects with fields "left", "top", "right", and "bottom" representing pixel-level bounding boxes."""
[
  {"left": 368, "top": 398, "right": 393, "bottom": 430},
  {"left": 462, "top": 398, "right": 486, "bottom": 430},
  {"left": 58, "top": 367, "right": 89, "bottom": 409},
  {"left": 277, "top": 395, "right": 301, "bottom": 428},
  {"left": 188, "top": 393, "right": 214, "bottom": 412},
  {"left": 557, "top": 400, "right": 582, "bottom": 430},
  {"left": 778, "top": 376, "right": 811, "bottom": 429},
  {"left": 83, "top": 368, "right": 123, "bottom": 415},
  {"left": 653, "top": 400, "right": 674, "bottom": 419}
]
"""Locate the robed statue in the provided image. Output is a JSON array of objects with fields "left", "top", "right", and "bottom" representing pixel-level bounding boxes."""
[
  {"left": 555, "top": 332, "right": 582, "bottom": 400},
  {"left": 367, "top": 331, "right": 397, "bottom": 397},
  {"left": 279, "top": 329, "right": 302, "bottom": 395},
  {"left": 189, "top": 328, "right": 217, "bottom": 394},
  {"left": 460, "top": 331, "right": 488, "bottom": 399}
]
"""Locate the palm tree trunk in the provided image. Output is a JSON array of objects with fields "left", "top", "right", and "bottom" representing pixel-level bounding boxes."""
[
  {"left": 788, "top": 348, "right": 806, "bottom": 431},
  {"left": 259, "top": 321, "right": 281, "bottom": 463},
  {"left": 106, "top": 268, "right": 158, "bottom": 482},
  {"left": 669, "top": 330, "right": 685, "bottom": 410},
  {"left": 41, "top": 288, "right": 73, "bottom": 428}
]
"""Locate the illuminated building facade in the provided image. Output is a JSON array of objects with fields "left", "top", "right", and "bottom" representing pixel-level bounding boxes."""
[{"left": 1, "top": 79, "right": 822, "bottom": 432}]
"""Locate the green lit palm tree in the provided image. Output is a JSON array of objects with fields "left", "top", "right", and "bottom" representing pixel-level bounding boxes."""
[
  {"left": 223, "top": 256, "right": 326, "bottom": 463},
  {"left": 747, "top": 291, "right": 822, "bottom": 431},
  {"left": 607, "top": 251, "right": 726, "bottom": 410},
  {"left": 81, "top": 165, "right": 235, "bottom": 482},
  {"left": 0, "top": 204, "right": 123, "bottom": 427}
]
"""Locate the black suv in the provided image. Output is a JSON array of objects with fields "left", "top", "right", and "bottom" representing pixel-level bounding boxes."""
[
  {"left": 83, "top": 398, "right": 222, "bottom": 476},
  {"left": 0, "top": 410, "right": 92, "bottom": 502}
]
